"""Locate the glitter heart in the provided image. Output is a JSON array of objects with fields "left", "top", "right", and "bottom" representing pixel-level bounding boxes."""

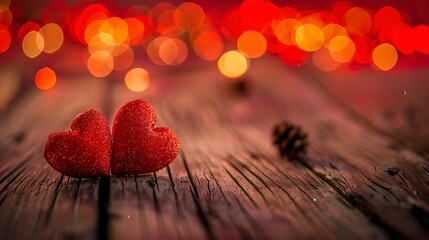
[
  {"left": 111, "top": 100, "right": 180, "bottom": 175},
  {"left": 44, "top": 109, "right": 112, "bottom": 177}
]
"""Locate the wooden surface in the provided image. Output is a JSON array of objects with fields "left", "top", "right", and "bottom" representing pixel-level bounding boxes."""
[{"left": 0, "top": 56, "right": 428, "bottom": 239}]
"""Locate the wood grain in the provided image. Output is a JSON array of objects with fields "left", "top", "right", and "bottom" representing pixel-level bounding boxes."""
[
  {"left": 245, "top": 58, "right": 429, "bottom": 238},
  {"left": 0, "top": 57, "right": 428, "bottom": 239},
  {"left": 0, "top": 78, "right": 109, "bottom": 239},
  {"left": 304, "top": 67, "right": 429, "bottom": 154},
  {"left": 107, "top": 66, "right": 388, "bottom": 239}
]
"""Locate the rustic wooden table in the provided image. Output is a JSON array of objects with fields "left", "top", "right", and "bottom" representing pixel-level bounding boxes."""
[{"left": 0, "top": 56, "right": 428, "bottom": 239}]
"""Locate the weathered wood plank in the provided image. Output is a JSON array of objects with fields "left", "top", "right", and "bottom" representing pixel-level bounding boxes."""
[
  {"left": 303, "top": 67, "right": 429, "bottom": 154},
  {"left": 1, "top": 56, "right": 427, "bottom": 239},
  {"left": 108, "top": 65, "right": 389, "bottom": 239},
  {"left": 0, "top": 78, "right": 108, "bottom": 239},
  {"left": 244, "top": 57, "right": 429, "bottom": 238}
]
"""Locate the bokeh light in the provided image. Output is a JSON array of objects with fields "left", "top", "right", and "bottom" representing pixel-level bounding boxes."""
[
  {"left": 71, "top": 3, "right": 110, "bottom": 44},
  {"left": 151, "top": 3, "right": 183, "bottom": 37},
  {"left": 158, "top": 38, "right": 188, "bottom": 65},
  {"left": 99, "top": 17, "right": 129, "bottom": 46},
  {"left": 391, "top": 23, "right": 414, "bottom": 55},
  {"left": 237, "top": 30, "right": 267, "bottom": 58},
  {"left": 373, "top": 6, "right": 402, "bottom": 34},
  {"left": 110, "top": 42, "right": 131, "bottom": 58},
  {"left": 174, "top": 2, "right": 205, "bottom": 31},
  {"left": 84, "top": 19, "right": 106, "bottom": 45},
  {"left": 414, "top": 25, "right": 429, "bottom": 54},
  {"left": 372, "top": 43, "right": 398, "bottom": 71},
  {"left": 240, "top": 0, "right": 281, "bottom": 31},
  {"left": 124, "top": 68, "right": 150, "bottom": 92},
  {"left": 0, "top": 0, "right": 11, "bottom": 12},
  {"left": 35, "top": 67, "right": 56, "bottom": 90},
  {"left": 113, "top": 46, "right": 134, "bottom": 71},
  {"left": 328, "top": 35, "right": 356, "bottom": 64},
  {"left": 344, "top": 7, "right": 372, "bottom": 36},
  {"left": 323, "top": 24, "right": 348, "bottom": 48},
  {"left": 218, "top": 51, "right": 249, "bottom": 79},
  {"left": 331, "top": 1, "right": 354, "bottom": 24},
  {"left": 274, "top": 18, "right": 301, "bottom": 46},
  {"left": 312, "top": 47, "right": 341, "bottom": 71},
  {"left": 0, "top": 25, "right": 11, "bottom": 53},
  {"left": 40, "top": 23, "right": 64, "bottom": 53},
  {"left": 147, "top": 37, "right": 168, "bottom": 65},
  {"left": 86, "top": 50, "right": 114, "bottom": 77},
  {"left": 353, "top": 36, "right": 373, "bottom": 64},
  {"left": 295, "top": 24, "right": 324, "bottom": 52},
  {"left": 124, "top": 17, "right": 145, "bottom": 45},
  {"left": 220, "top": 8, "right": 241, "bottom": 41},
  {"left": 2, "top": 0, "right": 429, "bottom": 86},
  {"left": 0, "top": 7, "right": 12, "bottom": 27},
  {"left": 18, "top": 21, "right": 40, "bottom": 41},
  {"left": 22, "top": 31, "right": 45, "bottom": 58},
  {"left": 192, "top": 31, "right": 224, "bottom": 61}
]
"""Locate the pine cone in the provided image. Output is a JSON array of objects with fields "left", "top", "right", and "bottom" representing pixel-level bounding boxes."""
[{"left": 272, "top": 121, "right": 308, "bottom": 159}]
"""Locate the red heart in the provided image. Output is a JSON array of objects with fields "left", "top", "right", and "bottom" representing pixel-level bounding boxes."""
[
  {"left": 44, "top": 109, "right": 112, "bottom": 177},
  {"left": 111, "top": 100, "right": 180, "bottom": 175}
]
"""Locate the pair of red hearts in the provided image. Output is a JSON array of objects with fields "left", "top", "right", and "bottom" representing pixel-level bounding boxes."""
[{"left": 44, "top": 100, "right": 180, "bottom": 178}]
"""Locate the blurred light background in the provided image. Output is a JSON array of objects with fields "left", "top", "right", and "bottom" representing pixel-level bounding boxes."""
[
  {"left": 1, "top": 0, "right": 429, "bottom": 88},
  {"left": 1, "top": 0, "right": 429, "bottom": 152}
]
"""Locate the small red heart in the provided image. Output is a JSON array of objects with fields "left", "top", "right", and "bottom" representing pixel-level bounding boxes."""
[
  {"left": 111, "top": 100, "right": 180, "bottom": 175},
  {"left": 44, "top": 109, "right": 112, "bottom": 177}
]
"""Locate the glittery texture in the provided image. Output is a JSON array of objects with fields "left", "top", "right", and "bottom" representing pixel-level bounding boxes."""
[
  {"left": 44, "top": 109, "right": 112, "bottom": 177},
  {"left": 111, "top": 100, "right": 180, "bottom": 175}
]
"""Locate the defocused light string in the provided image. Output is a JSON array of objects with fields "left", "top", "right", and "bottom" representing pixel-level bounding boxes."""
[{"left": 1, "top": 0, "right": 429, "bottom": 90}]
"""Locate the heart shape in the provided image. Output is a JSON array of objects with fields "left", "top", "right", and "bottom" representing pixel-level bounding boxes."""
[
  {"left": 111, "top": 100, "right": 180, "bottom": 175},
  {"left": 44, "top": 109, "right": 112, "bottom": 177}
]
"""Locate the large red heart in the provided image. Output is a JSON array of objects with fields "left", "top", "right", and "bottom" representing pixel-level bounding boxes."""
[
  {"left": 44, "top": 109, "right": 112, "bottom": 177},
  {"left": 111, "top": 100, "right": 180, "bottom": 175}
]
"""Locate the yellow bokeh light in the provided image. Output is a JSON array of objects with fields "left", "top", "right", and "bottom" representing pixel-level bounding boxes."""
[
  {"left": 110, "top": 42, "right": 130, "bottom": 57},
  {"left": 124, "top": 68, "right": 150, "bottom": 92},
  {"left": 274, "top": 18, "right": 301, "bottom": 46},
  {"left": 237, "top": 30, "right": 267, "bottom": 58},
  {"left": 22, "top": 30, "right": 44, "bottom": 58},
  {"left": 85, "top": 19, "right": 106, "bottom": 44},
  {"left": 217, "top": 51, "right": 249, "bottom": 79},
  {"left": 99, "top": 17, "right": 129, "bottom": 46},
  {"left": 323, "top": 23, "right": 348, "bottom": 48},
  {"left": 35, "top": 67, "right": 56, "bottom": 90},
  {"left": 86, "top": 51, "right": 114, "bottom": 77},
  {"left": 39, "top": 23, "right": 64, "bottom": 53},
  {"left": 328, "top": 35, "right": 356, "bottom": 63},
  {"left": 87, "top": 34, "right": 114, "bottom": 55},
  {"left": 372, "top": 43, "right": 398, "bottom": 71},
  {"left": 295, "top": 24, "right": 324, "bottom": 52}
]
